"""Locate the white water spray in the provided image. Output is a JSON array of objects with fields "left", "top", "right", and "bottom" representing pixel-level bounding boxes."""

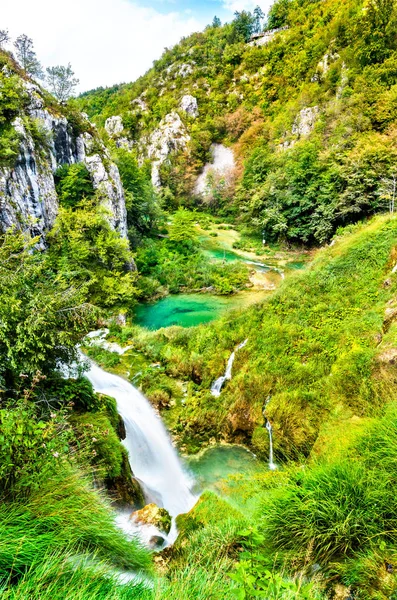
[
  {"left": 211, "top": 339, "right": 248, "bottom": 397},
  {"left": 83, "top": 359, "right": 196, "bottom": 544}
]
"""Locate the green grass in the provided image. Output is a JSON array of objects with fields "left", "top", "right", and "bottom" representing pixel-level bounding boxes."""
[{"left": 0, "top": 469, "right": 152, "bottom": 598}]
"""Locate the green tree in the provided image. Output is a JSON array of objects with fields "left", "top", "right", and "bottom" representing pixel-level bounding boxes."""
[
  {"left": 212, "top": 16, "right": 222, "bottom": 28},
  {"left": 231, "top": 11, "right": 255, "bottom": 42},
  {"left": 46, "top": 63, "right": 79, "bottom": 102},
  {"left": 253, "top": 6, "right": 265, "bottom": 34},
  {"left": 54, "top": 163, "right": 94, "bottom": 208},
  {"left": 114, "top": 149, "right": 161, "bottom": 245},
  {"left": 168, "top": 208, "right": 198, "bottom": 252},
  {"left": 48, "top": 196, "right": 137, "bottom": 307},
  {"left": 14, "top": 34, "right": 43, "bottom": 78},
  {"left": 0, "top": 229, "right": 97, "bottom": 390},
  {"left": 265, "top": 0, "right": 290, "bottom": 30},
  {"left": 355, "top": 0, "right": 397, "bottom": 65}
]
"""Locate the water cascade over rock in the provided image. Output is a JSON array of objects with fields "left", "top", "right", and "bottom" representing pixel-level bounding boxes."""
[
  {"left": 211, "top": 339, "right": 248, "bottom": 397},
  {"left": 84, "top": 359, "right": 196, "bottom": 544},
  {"left": 265, "top": 421, "right": 277, "bottom": 471},
  {"left": 263, "top": 396, "right": 277, "bottom": 471}
]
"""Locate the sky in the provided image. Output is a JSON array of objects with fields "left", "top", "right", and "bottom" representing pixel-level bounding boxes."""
[{"left": 2, "top": 0, "right": 273, "bottom": 92}]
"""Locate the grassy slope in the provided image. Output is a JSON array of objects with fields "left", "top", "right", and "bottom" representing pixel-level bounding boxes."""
[
  {"left": 108, "top": 215, "right": 397, "bottom": 461},
  {"left": 131, "top": 215, "right": 397, "bottom": 599}
]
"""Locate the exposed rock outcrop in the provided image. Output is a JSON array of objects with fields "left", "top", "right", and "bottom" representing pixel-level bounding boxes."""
[
  {"left": 180, "top": 94, "right": 199, "bottom": 118},
  {"left": 279, "top": 106, "right": 320, "bottom": 150},
  {"left": 104, "top": 115, "right": 133, "bottom": 151},
  {"left": 146, "top": 111, "right": 190, "bottom": 187},
  {"left": 105, "top": 115, "right": 124, "bottom": 137},
  {"left": 248, "top": 26, "right": 289, "bottom": 47},
  {"left": 291, "top": 106, "right": 319, "bottom": 138},
  {"left": 0, "top": 78, "right": 128, "bottom": 243}
]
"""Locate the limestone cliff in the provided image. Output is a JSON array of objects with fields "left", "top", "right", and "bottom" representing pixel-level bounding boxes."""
[{"left": 0, "top": 74, "right": 128, "bottom": 244}]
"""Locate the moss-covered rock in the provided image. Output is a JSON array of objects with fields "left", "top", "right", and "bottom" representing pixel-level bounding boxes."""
[
  {"left": 105, "top": 447, "right": 146, "bottom": 507},
  {"left": 132, "top": 503, "right": 172, "bottom": 534}
]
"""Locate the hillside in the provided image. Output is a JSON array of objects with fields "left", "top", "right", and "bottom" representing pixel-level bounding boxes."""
[
  {"left": 1, "top": 0, "right": 397, "bottom": 598},
  {"left": 77, "top": 0, "right": 397, "bottom": 245},
  {"left": 90, "top": 213, "right": 397, "bottom": 598}
]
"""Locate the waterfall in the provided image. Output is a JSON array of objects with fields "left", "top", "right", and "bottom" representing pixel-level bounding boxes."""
[
  {"left": 265, "top": 421, "right": 277, "bottom": 471},
  {"left": 84, "top": 359, "right": 196, "bottom": 543},
  {"left": 263, "top": 395, "right": 277, "bottom": 471},
  {"left": 210, "top": 339, "right": 248, "bottom": 397}
]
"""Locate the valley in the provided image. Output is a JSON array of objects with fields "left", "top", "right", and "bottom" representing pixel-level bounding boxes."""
[{"left": 1, "top": 0, "right": 397, "bottom": 597}]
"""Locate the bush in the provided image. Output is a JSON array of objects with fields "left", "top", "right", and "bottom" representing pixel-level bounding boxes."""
[
  {"left": 48, "top": 197, "right": 137, "bottom": 308},
  {"left": 54, "top": 163, "right": 95, "bottom": 208}
]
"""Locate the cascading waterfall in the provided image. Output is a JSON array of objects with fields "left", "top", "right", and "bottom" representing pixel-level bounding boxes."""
[
  {"left": 211, "top": 339, "right": 248, "bottom": 397},
  {"left": 84, "top": 359, "right": 196, "bottom": 544},
  {"left": 263, "top": 396, "right": 277, "bottom": 471},
  {"left": 265, "top": 421, "right": 277, "bottom": 471}
]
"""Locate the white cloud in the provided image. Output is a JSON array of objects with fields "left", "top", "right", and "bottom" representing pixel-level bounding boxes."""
[
  {"left": 222, "top": 0, "right": 273, "bottom": 13},
  {"left": 2, "top": 0, "right": 205, "bottom": 92}
]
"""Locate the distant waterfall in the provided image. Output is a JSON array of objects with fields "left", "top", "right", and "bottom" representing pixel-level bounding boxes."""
[
  {"left": 265, "top": 421, "right": 277, "bottom": 471},
  {"left": 263, "top": 396, "right": 277, "bottom": 471},
  {"left": 211, "top": 339, "right": 248, "bottom": 397},
  {"left": 84, "top": 359, "right": 196, "bottom": 544}
]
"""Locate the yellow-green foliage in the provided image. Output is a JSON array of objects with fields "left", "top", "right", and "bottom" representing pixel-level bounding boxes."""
[{"left": 48, "top": 197, "right": 137, "bottom": 308}]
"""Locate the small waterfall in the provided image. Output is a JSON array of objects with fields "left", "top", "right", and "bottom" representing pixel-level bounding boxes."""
[
  {"left": 84, "top": 359, "right": 196, "bottom": 543},
  {"left": 263, "top": 395, "right": 277, "bottom": 471},
  {"left": 211, "top": 339, "right": 248, "bottom": 397},
  {"left": 265, "top": 421, "right": 277, "bottom": 471}
]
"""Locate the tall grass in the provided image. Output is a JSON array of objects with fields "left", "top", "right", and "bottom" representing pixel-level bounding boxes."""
[
  {"left": 0, "top": 468, "right": 152, "bottom": 597},
  {"left": 256, "top": 405, "right": 397, "bottom": 596},
  {"left": 0, "top": 551, "right": 149, "bottom": 600}
]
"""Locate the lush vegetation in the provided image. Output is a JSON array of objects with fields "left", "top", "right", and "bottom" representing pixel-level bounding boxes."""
[
  {"left": 2, "top": 0, "right": 397, "bottom": 597},
  {"left": 135, "top": 209, "right": 250, "bottom": 298},
  {"left": 77, "top": 0, "right": 397, "bottom": 244},
  {"left": 97, "top": 214, "right": 397, "bottom": 598}
]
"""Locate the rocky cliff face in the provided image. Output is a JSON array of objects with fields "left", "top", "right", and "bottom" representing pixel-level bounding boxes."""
[{"left": 0, "top": 80, "right": 128, "bottom": 244}]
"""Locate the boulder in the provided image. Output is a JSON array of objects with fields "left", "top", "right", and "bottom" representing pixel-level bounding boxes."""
[
  {"left": 131, "top": 503, "right": 172, "bottom": 535},
  {"left": 291, "top": 106, "right": 319, "bottom": 138},
  {"left": 180, "top": 95, "right": 199, "bottom": 118},
  {"left": 105, "top": 115, "right": 124, "bottom": 137}
]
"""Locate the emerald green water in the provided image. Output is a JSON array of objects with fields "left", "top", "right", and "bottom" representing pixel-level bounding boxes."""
[
  {"left": 134, "top": 290, "right": 268, "bottom": 330},
  {"left": 134, "top": 294, "right": 232, "bottom": 329},
  {"left": 187, "top": 445, "right": 261, "bottom": 495},
  {"left": 202, "top": 246, "right": 243, "bottom": 263}
]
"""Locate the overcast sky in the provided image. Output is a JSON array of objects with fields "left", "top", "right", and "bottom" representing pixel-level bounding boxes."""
[{"left": 2, "top": 0, "right": 272, "bottom": 92}]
